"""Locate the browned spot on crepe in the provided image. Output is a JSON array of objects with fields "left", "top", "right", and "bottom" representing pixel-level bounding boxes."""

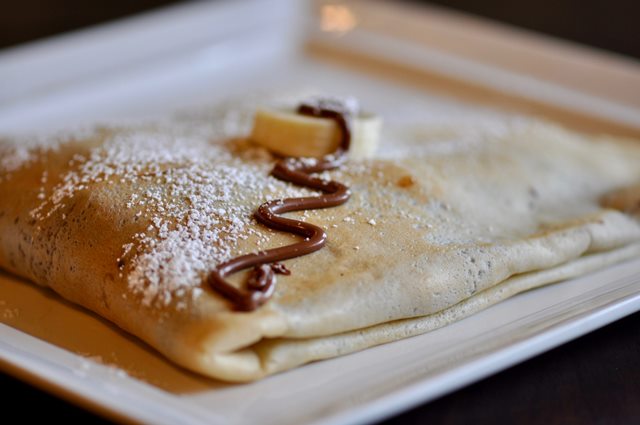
[
  {"left": 397, "top": 175, "right": 415, "bottom": 188},
  {"left": 601, "top": 183, "right": 640, "bottom": 215}
]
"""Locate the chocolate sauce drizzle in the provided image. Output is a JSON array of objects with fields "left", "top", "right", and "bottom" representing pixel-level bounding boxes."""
[{"left": 208, "top": 100, "right": 354, "bottom": 311}]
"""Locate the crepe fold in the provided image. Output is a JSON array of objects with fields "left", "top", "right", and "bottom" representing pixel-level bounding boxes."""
[{"left": 1, "top": 117, "right": 639, "bottom": 382}]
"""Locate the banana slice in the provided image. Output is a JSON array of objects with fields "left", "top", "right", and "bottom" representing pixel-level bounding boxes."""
[{"left": 250, "top": 108, "right": 381, "bottom": 159}]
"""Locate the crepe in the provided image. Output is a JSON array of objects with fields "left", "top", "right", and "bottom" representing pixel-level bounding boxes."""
[{"left": 1, "top": 109, "right": 639, "bottom": 382}]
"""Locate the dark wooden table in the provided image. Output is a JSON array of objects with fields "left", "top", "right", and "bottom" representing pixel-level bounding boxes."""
[
  {"left": 2, "top": 311, "right": 639, "bottom": 424},
  {"left": 2, "top": 1, "right": 639, "bottom": 424}
]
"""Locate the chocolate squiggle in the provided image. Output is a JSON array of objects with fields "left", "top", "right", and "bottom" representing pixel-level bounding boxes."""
[{"left": 208, "top": 100, "right": 354, "bottom": 311}]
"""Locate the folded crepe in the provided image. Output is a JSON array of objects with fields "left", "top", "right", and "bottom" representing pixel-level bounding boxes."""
[{"left": 1, "top": 108, "right": 639, "bottom": 382}]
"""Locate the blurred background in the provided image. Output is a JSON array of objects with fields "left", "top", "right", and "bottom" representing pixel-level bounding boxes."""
[
  {"left": 1, "top": 0, "right": 639, "bottom": 59},
  {"left": 1, "top": 1, "right": 639, "bottom": 424}
]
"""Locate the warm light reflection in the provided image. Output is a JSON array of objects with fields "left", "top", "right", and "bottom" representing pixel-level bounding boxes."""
[{"left": 320, "top": 4, "right": 357, "bottom": 34}]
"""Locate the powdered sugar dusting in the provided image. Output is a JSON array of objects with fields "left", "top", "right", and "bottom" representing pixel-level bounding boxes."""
[
  {"left": 27, "top": 117, "right": 313, "bottom": 308},
  {"left": 0, "top": 127, "right": 97, "bottom": 177}
]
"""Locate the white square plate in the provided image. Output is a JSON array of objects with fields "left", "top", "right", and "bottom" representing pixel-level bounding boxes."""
[{"left": 1, "top": 1, "right": 639, "bottom": 424}]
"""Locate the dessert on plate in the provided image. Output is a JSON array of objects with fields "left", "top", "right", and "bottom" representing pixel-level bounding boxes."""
[{"left": 1, "top": 96, "right": 639, "bottom": 382}]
